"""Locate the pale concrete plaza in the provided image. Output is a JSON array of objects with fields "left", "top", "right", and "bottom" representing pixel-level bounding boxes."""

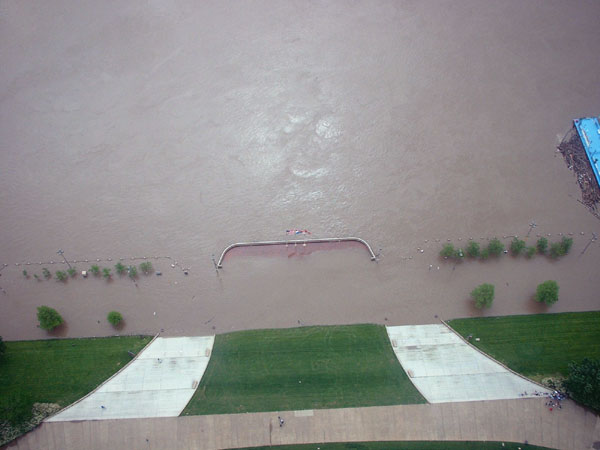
[
  {"left": 47, "top": 336, "right": 214, "bottom": 421},
  {"left": 387, "top": 325, "right": 550, "bottom": 403}
]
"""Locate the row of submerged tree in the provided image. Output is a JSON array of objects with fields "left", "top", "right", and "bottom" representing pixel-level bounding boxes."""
[
  {"left": 470, "top": 280, "right": 559, "bottom": 309},
  {"left": 440, "top": 236, "right": 573, "bottom": 261},
  {"left": 21, "top": 262, "right": 154, "bottom": 283},
  {"left": 36, "top": 306, "right": 123, "bottom": 330}
]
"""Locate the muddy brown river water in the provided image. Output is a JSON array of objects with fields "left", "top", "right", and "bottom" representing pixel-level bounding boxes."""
[{"left": 1, "top": 0, "right": 599, "bottom": 340}]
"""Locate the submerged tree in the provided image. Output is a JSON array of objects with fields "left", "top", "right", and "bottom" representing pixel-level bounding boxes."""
[
  {"left": 127, "top": 265, "right": 138, "bottom": 279},
  {"left": 465, "top": 241, "right": 480, "bottom": 258},
  {"left": 55, "top": 271, "right": 68, "bottom": 282},
  {"left": 487, "top": 238, "right": 504, "bottom": 256},
  {"left": 440, "top": 243, "right": 456, "bottom": 259},
  {"left": 510, "top": 238, "right": 526, "bottom": 255},
  {"left": 139, "top": 261, "right": 153, "bottom": 275},
  {"left": 536, "top": 237, "right": 548, "bottom": 254},
  {"left": 471, "top": 283, "right": 495, "bottom": 309},
  {"left": 535, "top": 280, "right": 559, "bottom": 305},
  {"left": 107, "top": 311, "right": 123, "bottom": 327},
  {"left": 37, "top": 306, "right": 64, "bottom": 331},
  {"left": 115, "top": 262, "right": 126, "bottom": 276}
]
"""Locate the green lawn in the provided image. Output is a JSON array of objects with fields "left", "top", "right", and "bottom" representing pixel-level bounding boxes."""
[
  {"left": 182, "top": 324, "right": 425, "bottom": 415},
  {"left": 231, "top": 441, "right": 551, "bottom": 450},
  {"left": 448, "top": 312, "right": 600, "bottom": 381},
  {"left": 0, "top": 336, "right": 151, "bottom": 427}
]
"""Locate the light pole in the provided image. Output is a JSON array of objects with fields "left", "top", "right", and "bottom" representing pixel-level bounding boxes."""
[
  {"left": 57, "top": 249, "right": 72, "bottom": 269},
  {"left": 211, "top": 254, "right": 219, "bottom": 274},
  {"left": 526, "top": 221, "right": 537, "bottom": 238},
  {"left": 580, "top": 232, "right": 597, "bottom": 255}
]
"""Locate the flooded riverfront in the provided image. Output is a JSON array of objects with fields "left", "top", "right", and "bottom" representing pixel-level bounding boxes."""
[{"left": 1, "top": 0, "right": 599, "bottom": 339}]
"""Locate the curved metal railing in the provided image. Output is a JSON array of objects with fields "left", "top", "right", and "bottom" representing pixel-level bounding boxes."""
[{"left": 216, "top": 237, "right": 377, "bottom": 268}]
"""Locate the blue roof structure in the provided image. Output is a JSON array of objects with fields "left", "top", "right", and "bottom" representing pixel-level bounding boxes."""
[{"left": 574, "top": 117, "right": 600, "bottom": 187}]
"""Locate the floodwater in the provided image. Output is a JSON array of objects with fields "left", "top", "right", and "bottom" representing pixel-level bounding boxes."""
[{"left": 1, "top": 0, "right": 599, "bottom": 340}]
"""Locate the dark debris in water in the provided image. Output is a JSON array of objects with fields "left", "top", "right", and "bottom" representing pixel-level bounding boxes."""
[{"left": 558, "top": 127, "right": 600, "bottom": 218}]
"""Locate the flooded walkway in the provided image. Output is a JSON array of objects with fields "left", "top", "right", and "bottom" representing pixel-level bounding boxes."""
[{"left": 1, "top": 0, "right": 600, "bottom": 340}]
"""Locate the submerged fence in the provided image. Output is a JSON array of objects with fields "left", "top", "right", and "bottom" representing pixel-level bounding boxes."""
[{"left": 216, "top": 237, "right": 377, "bottom": 268}]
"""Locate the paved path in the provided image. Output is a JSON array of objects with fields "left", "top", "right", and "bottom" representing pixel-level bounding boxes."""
[
  {"left": 387, "top": 325, "right": 550, "bottom": 403},
  {"left": 48, "top": 337, "right": 214, "bottom": 421},
  {"left": 7, "top": 398, "right": 600, "bottom": 450}
]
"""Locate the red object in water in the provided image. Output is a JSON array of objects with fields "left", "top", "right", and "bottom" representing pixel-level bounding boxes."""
[{"left": 286, "top": 229, "right": 311, "bottom": 235}]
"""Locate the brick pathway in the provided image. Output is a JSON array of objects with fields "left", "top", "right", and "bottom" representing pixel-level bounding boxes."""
[{"left": 6, "top": 398, "right": 600, "bottom": 450}]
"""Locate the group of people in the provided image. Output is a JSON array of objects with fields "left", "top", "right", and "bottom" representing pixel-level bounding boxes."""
[
  {"left": 545, "top": 390, "right": 566, "bottom": 411},
  {"left": 519, "top": 389, "right": 566, "bottom": 411}
]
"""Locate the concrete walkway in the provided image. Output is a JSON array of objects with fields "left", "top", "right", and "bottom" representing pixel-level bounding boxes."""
[
  {"left": 387, "top": 325, "right": 550, "bottom": 403},
  {"left": 7, "top": 398, "right": 600, "bottom": 450},
  {"left": 47, "top": 336, "right": 215, "bottom": 421}
]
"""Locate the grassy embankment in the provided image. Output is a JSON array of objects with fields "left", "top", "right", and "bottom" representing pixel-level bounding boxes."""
[
  {"left": 183, "top": 324, "right": 425, "bottom": 415},
  {"left": 0, "top": 336, "right": 151, "bottom": 444},
  {"left": 231, "top": 441, "right": 551, "bottom": 450},
  {"left": 448, "top": 311, "right": 600, "bottom": 382}
]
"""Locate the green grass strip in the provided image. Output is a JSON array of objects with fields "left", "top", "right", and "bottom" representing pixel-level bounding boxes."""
[
  {"left": 0, "top": 335, "right": 152, "bottom": 425},
  {"left": 183, "top": 324, "right": 425, "bottom": 415},
  {"left": 231, "top": 441, "right": 552, "bottom": 450},
  {"left": 448, "top": 311, "right": 600, "bottom": 381}
]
